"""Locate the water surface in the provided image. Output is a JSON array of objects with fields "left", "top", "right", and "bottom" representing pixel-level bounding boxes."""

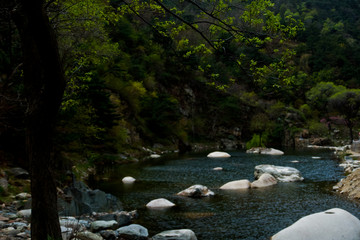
[{"left": 92, "top": 149, "right": 360, "bottom": 239}]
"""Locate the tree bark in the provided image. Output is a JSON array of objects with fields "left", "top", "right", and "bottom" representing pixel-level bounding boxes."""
[{"left": 12, "top": 0, "right": 65, "bottom": 239}]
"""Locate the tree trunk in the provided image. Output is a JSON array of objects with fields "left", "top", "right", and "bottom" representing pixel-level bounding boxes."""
[{"left": 12, "top": 0, "right": 65, "bottom": 239}]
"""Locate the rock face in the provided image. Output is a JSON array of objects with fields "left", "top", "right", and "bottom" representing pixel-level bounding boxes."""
[
  {"left": 207, "top": 151, "right": 231, "bottom": 158},
  {"left": 58, "top": 181, "right": 122, "bottom": 216},
  {"left": 177, "top": 185, "right": 214, "bottom": 197},
  {"left": 220, "top": 180, "right": 251, "bottom": 190},
  {"left": 335, "top": 168, "right": 360, "bottom": 199},
  {"left": 251, "top": 173, "right": 277, "bottom": 188},
  {"left": 246, "top": 148, "right": 284, "bottom": 155},
  {"left": 271, "top": 208, "right": 360, "bottom": 240},
  {"left": 146, "top": 198, "right": 175, "bottom": 208},
  {"left": 152, "top": 229, "right": 197, "bottom": 240},
  {"left": 254, "top": 165, "right": 304, "bottom": 182}
]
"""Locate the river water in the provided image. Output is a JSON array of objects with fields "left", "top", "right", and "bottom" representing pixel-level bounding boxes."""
[{"left": 92, "top": 149, "right": 360, "bottom": 239}]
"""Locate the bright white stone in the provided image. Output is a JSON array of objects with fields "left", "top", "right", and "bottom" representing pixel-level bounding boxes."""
[
  {"left": 146, "top": 198, "right": 175, "bottom": 208},
  {"left": 207, "top": 151, "right": 231, "bottom": 158},
  {"left": 251, "top": 173, "right": 277, "bottom": 188},
  {"left": 213, "top": 167, "right": 223, "bottom": 171},
  {"left": 271, "top": 208, "right": 360, "bottom": 240},
  {"left": 122, "top": 176, "right": 136, "bottom": 183},
  {"left": 220, "top": 180, "right": 251, "bottom": 190},
  {"left": 151, "top": 154, "right": 161, "bottom": 158}
]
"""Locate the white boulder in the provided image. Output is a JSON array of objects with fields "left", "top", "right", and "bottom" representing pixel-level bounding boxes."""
[
  {"left": 177, "top": 185, "right": 214, "bottom": 197},
  {"left": 151, "top": 154, "right": 161, "bottom": 158},
  {"left": 220, "top": 180, "right": 251, "bottom": 190},
  {"left": 246, "top": 147, "right": 284, "bottom": 155},
  {"left": 146, "top": 198, "right": 175, "bottom": 209},
  {"left": 213, "top": 167, "right": 223, "bottom": 171},
  {"left": 122, "top": 176, "right": 136, "bottom": 184},
  {"left": 152, "top": 229, "right": 197, "bottom": 240},
  {"left": 251, "top": 173, "right": 277, "bottom": 188},
  {"left": 207, "top": 151, "right": 231, "bottom": 158},
  {"left": 254, "top": 164, "right": 304, "bottom": 182},
  {"left": 271, "top": 208, "right": 360, "bottom": 240}
]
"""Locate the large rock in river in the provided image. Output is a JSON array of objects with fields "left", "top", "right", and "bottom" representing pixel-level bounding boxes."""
[
  {"left": 254, "top": 164, "right": 304, "bottom": 182},
  {"left": 177, "top": 185, "right": 214, "bottom": 197},
  {"left": 246, "top": 147, "right": 284, "bottom": 155},
  {"left": 146, "top": 198, "right": 175, "bottom": 209},
  {"left": 271, "top": 208, "right": 360, "bottom": 240},
  {"left": 207, "top": 151, "right": 231, "bottom": 158},
  {"left": 251, "top": 173, "right": 277, "bottom": 188},
  {"left": 220, "top": 180, "right": 251, "bottom": 190}
]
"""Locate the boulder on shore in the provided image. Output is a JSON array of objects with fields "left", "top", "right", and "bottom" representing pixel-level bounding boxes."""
[
  {"left": 207, "top": 151, "right": 231, "bottom": 158},
  {"left": 251, "top": 173, "right": 277, "bottom": 188},
  {"left": 246, "top": 147, "right": 284, "bottom": 155},
  {"left": 254, "top": 164, "right": 304, "bottom": 182},
  {"left": 146, "top": 198, "right": 175, "bottom": 209},
  {"left": 271, "top": 208, "right": 360, "bottom": 240},
  {"left": 177, "top": 185, "right": 214, "bottom": 197},
  {"left": 220, "top": 180, "right": 251, "bottom": 190},
  {"left": 152, "top": 229, "right": 197, "bottom": 240}
]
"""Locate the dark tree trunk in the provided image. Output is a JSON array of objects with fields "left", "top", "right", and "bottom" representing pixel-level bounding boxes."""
[{"left": 12, "top": 0, "right": 65, "bottom": 239}]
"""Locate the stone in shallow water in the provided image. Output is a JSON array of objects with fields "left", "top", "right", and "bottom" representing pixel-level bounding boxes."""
[
  {"left": 254, "top": 164, "right": 304, "bottom": 182},
  {"left": 207, "top": 151, "right": 231, "bottom": 158},
  {"left": 146, "top": 198, "right": 175, "bottom": 209},
  {"left": 122, "top": 176, "right": 136, "bottom": 184},
  {"left": 251, "top": 173, "right": 277, "bottom": 188},
  {"left": 220, "top": 180, "right": 251, "bottom": 190},
  {"left": 177, "top": 185, "right": 214, "bottom": 197}
]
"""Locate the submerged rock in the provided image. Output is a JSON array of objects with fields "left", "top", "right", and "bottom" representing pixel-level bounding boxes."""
[
  {"left": 152, "top": 229, "right": 197, "bottom": 240},
  {"left": 220, "top": 180, "right": 251, "bottom": 190},
  {"left": 254, "top": 164, "right": 304, "bottom": 182},
  {"left": 177, "top": 185, "right": 214, "bottom": 197},
  {"left": 271, "top": 208, "right": 360, "bottom": 240},
  {"left": 207, "top": 151, "right": 231, "bottom": 158}
]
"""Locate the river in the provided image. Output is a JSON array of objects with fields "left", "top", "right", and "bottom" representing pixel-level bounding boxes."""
[{"left": 91, "top": 149, "right": 360, "bottom": 239}]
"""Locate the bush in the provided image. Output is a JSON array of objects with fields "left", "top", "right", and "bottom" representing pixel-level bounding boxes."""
[{"left": 246, "top": 133, "right": 268, "bottom": 149}]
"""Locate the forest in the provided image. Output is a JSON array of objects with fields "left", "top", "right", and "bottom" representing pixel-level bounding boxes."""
[{"left": 1, "top": 0, "right": 360, "bottom": 238}]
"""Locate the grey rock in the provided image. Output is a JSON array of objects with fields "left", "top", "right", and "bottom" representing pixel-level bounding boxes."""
[
  {"left": 116, "top": 224, "right": 148, "bottom": 239},
  {"left": 7, "top": 168, "right": 29, "bottom": 179},
  {"left": 99, "top": 230, "right": 117, "bottom": 240},
  {"left": 91, "top": 220, "right": 118, "bottom": 232},
  {"left": 0, "top": 178, "right": 8, "bottom": 191},
  {"left": 152, "top": 229, "right": 197, "bottom": 240},
  {"left": 58, "top": 181, "right": 122, "bottom": 216}
]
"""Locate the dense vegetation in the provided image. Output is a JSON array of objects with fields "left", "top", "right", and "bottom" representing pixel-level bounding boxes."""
[{"left": 1, "top": 0, "right": 360, "bottom": 166}]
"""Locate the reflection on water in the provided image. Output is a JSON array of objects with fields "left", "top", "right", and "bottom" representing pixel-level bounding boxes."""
[{"left": 91, "top": 149, "right": 360, "bottom": 240}]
